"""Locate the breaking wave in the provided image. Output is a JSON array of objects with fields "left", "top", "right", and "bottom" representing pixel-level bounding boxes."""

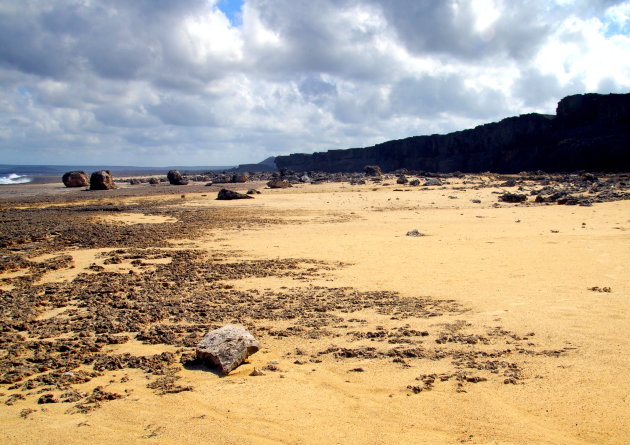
[{"left": 0, "top": 173, "right": 33, "bottom": 185}]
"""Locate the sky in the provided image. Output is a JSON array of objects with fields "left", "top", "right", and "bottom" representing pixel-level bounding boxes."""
[{"left": 0, "top": 0, "right": 629, "bottom": 167}]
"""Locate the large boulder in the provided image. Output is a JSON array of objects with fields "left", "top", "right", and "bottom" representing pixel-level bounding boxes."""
[
  {"left": 364, "top": 165, "right": 382, "bottom": 177},
  {"left": 62, "top": 171, "right": 89, "bottom": 188},
  {"left": 231, "top": 173, "right": 249, "bottom": 183},
  {"left": 196, "top": 325, "right": 260, "bottom": 374},
  {"left": 217, "top": 188, "right": 254, "bottom": 200},
  {"left": 267, "top": 179, "right": 292, "bottom": 189},
  {"left": 167, "top": 170, "right": 189, "bottom": 185},
  {"left": 89, "top": 170, "right": 116, "bottom": 190}
]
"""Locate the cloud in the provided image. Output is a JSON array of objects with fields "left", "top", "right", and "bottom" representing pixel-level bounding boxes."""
[{"left": 0, "top": 0, "right": 629, "bottom": 166}]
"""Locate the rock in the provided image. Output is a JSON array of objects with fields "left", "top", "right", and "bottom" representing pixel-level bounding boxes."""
[
  {"left": 246, "top": 189, "right": 261, "bottom": 195},
  {"left": 267, "top": 179, "right": 292, "bottom": 189},
  {"left": 423, "top": 178, "right": 443, "bottom": 186},
  {"left": 406, "top": 229, "right": 425, "bottom": 237},
  {"left": 148, "top": 178, "right": 160, "bottom": 185},
  {"left": 396, "top": 175, "right": 408, "bottom": 184},
  {"left": 62, "top": 171, "right": 89, "bottom": 188},
  {"left": 364, "top": 165, "right": 382, "bottom": 176},
  {"left": 196, "top": 325, "right": 260, "bottom": 374},
  {"left": 167, "top": 170, "right": 189, "bottom": 185},
  {"left": 300, "top": 175, "right": 311, "bottom": 183},
  {"left": 217, "top": 189, "right": 254, "bottom": 200},
  {"left": 499, "top": 193, "right": 527, "bottom": 203},
  {"left": 89, "top": 170, "right": 117, "bottom": 190},
  {"left": 232, "top": 173, "right": 249, "bottom": 183},
  {"left": 409, "top": 179, "right": 420, "bottom": 186},
  {"left": 129, "top": 179, "right": 141, "bottom": 185}
]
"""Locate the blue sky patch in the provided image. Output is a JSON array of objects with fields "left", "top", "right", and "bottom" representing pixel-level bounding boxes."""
[{"left": 217, "top": 0, "right": 244, "bottom": 26}]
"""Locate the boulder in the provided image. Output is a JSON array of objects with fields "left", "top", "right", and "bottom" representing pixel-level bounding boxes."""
[
  {"left": 364, "top": 165, "right": 382, "bottom": 177},
  {"left": 423, "top": 178, "right": 443, "bottom": 186},
  {"left": 232, "top": 173, "right": 249, "bottom": 183},
  {"left": 409, "top": 179, "right": 420, "bottom": 186},
  {"left": 196, "top": 325, "right": 260, "bottom": 374},
  {"left": 246, "top": 189, "right": 261, "bottom": 195},
  {"left": 406, "top": 229, "right": 425, "bottom": 237},
  {"left": 62, "top": 171, "right": 89, "bottom": 188},
  {"left": 217, "top": 189, "right": 254, "bottom": 200},
  {"left": 267, "top": 179, "right": 292, "bottom": 189},
  {"left": 167, "top": 170, "right": 189, "bottom": 185},
  {"left": 397, "top": 175, "right": 408, "bottom": 184},
  {"left": 499, "top": 193, "right": 527, "bottom": 203},
  {"left": 148, "top": 178, "right": 160, "bottom": 185},
  {"left": 89, "top": 170, "right": 116, "bottom": 190}
]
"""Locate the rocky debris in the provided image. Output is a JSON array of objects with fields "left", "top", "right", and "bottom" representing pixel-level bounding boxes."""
[
  {"left": 167, "top": 170, "right": 189, "bottom": 186},
  {"left": 396, "top": 176, "right": 408, "bottom": 184},
  {"left": 364, "top": 165, "right": 382, "bottom": 177},
  {"left": 499, "top": 193, "right": 527, "bottom": 203},
  {"left": 62, "top": 171, "right": 89, "bottom": 188},
  {"left": 231, "top": 173, "right": 248, "bottom": 183},
  {"left": 247, "top": 189, "right": 261, "bottom": 195},
  {"left": 217, "top": 189, "right": 254, "bottom": 200},
  {"left": 588, "top": 286, "right": 612, "bottom": 293},
  {"left": 196, "top": 325, "right": 260, "bottom": 374},
  {"left": 89, "top": 170, "right": 117, "bottom": 190},
  {"left": 149, "top": 178, "right": 160, "bottom": 185},
  {"left": 406, "top": 229, "right": 424, "bottom": 237},
  {"left": 267, "top": 179, "right": 292, "bottom": 189}
]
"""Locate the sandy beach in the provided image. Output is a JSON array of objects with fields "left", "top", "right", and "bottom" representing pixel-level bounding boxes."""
[{"left": 0, "top": 175, "right": 628, "bottom": 444}]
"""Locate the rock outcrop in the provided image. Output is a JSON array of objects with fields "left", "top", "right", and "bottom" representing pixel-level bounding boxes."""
[
  {"left": 89, "top": 170, "right": 116, "bottom": 190},
  {"left": 196, "top": 325, "right": 260, "bottom": 374},
  {"left": 62, "top": 171, "right": 89, "bottom": 187},
  {"left": 275, "top": 93, "right": 630, "bottom": 173}
]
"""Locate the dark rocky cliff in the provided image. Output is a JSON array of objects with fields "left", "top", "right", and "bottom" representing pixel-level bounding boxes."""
[{"left": 275, "top": 93, "right": 630, "bottom": 173}]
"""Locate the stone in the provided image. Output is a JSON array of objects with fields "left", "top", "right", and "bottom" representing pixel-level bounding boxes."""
[
  {"left": 196, "top": 325, "right": 260, "bottom": 374},
  {"left": 499, "top": 193, "right": 527, "bottom": 203},
  {"left": 148, "top": 178, "right": 160, "bottom": 185},
  {"left": 396, "top": 175, "right": 408, "bottom": 184},
  {"left": 89, "top": 170, "right": 117, "bottom": 190},
  {"left": 300, "top": 175, "right": 311, "bottom": 183},
  {"left": 217, "top": 189, "right": 254, "bottom": 200},
  {"left": 423, "top": 178, "right": 443, "bottom": 187},
  {"left": 246, "top": 189, "right": 261, "bottom": 195},
  {"left": 406, "top": 229, "right": 425, "bottom": 237},
  {"left": 62, "top": 171, "right": 89, "bottom": 188},
  {"left": 167, "top": 170, "right": 189, "bottom": 185},
  {"left": 409, "top": 179, "right": 420, "bottom": 186},
  {"left": 364, "top": 165, "right": 382, "bottom": 176},
  {"left": 232, "top": 173, "right": 249, "bottom": 183},
  {"left": 267, "top": 179, "right": 292, "bottom": 188}
]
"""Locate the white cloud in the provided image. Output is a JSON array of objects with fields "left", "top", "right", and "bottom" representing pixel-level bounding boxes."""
[{"left": 0, "top": 0, "right": 628, "bottom": 166}]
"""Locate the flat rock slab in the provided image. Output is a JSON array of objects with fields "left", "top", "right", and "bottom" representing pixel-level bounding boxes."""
[{"left": 196, "top": 325, "right": 260, "bottom": 374}]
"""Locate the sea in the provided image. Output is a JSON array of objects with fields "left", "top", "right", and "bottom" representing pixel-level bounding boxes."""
[
  {"left": 0, "top": 173, "right": 34, "bottom": 185},
  {"left": 0, "top": 164, "right": 235, "bottom": 185}
]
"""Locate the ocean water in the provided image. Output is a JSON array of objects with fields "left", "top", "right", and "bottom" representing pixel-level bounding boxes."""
[{"left": 0, "top": 173, "right": 33, "bottom": 185}]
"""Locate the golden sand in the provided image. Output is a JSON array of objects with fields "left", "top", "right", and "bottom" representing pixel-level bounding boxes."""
[{"left": 0, "top": 178, "right": 628, "bottom": 444}]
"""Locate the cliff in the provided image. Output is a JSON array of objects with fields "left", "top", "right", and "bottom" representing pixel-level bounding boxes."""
[{"left": 275, "top": 93, "right": 630, "bottom": 173}]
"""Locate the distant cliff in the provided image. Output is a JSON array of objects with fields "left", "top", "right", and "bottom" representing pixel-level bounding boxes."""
[{"left": 275, "top": 93, "right": 630, "bottom": 173}]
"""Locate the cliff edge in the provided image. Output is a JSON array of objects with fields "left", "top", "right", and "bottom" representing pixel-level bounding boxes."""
[{"left": 275, "top": 93, "right": 630, "bottom": 173}]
